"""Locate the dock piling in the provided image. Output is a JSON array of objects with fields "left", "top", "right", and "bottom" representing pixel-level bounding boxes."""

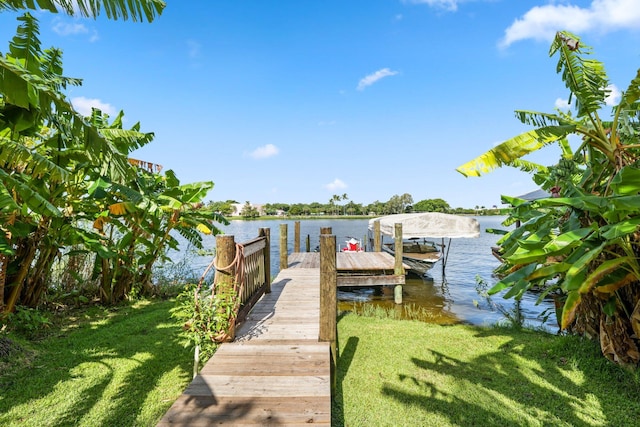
[
  {"left": 279, "top": 224, "right": 288, "bottom": 271},
  {"left": 394, "top": 223, "right": 403, "bottom": 304},
  {"left": 319, "top": 233, "right": 337, "bottom": 394}
]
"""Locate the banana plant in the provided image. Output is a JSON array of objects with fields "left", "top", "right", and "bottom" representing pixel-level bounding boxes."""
[
  {"left": 457, "top": 31, "right": 640, "bottom": 366},
  {"left": 0, "top": 12, "right": 161, "bottom": 312},
  {"left": 0, "top": 0, "right": 165, "bottom": 23},
  {"left": 91, "top": 165, "right": 227, "bottom": 303}
]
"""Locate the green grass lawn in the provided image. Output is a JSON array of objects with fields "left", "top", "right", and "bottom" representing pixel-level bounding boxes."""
[
  {"left": 0, "top": 300, "right": 192, "bottom": 427},
  {"left": 2, "top": 300, "right": 639, "bottom": 426},
  {"left": 334, "top": 313, "right": 640, "bottom": 427}
]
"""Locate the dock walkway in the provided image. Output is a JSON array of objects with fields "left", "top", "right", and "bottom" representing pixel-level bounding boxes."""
[
  {"left": 158, "top": 251, "right": 400, "bottom": 426},
  {"left": 158, "top": 266, "right": 331, "bottom": 426}
]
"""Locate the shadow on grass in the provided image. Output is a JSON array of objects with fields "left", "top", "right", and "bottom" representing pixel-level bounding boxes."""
[
  {"left": 332, "top": 335, "right": 359, "bottom": 426},
  {"left": 0, "top": 300, "right": 193, "bottom": 426},
  {"left": 382, "top": 327, "right": 640, "bottom": 426},
  {"left": 334, "top": 314, "right": 640, "bottom": 427}
]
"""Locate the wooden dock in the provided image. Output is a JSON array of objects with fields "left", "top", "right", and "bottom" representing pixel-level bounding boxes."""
[
  {"left": 290, "top": 252, "right": 406, "bottom": 286},
  {"left": 157, "top": 250, "right": 400, "bottom": 426}
]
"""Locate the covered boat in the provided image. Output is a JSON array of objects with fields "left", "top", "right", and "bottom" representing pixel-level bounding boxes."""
[{"left": 368, "top": 212, "right": 480, "bottom": 275}]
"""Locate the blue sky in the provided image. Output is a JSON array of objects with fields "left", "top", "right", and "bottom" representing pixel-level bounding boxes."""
[{"left": 1, "top": 0, "right": 640, "bottom": 209}]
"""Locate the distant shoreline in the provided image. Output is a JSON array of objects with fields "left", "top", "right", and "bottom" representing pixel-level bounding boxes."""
[{"left": 228, "top": 213, "right": 507, "bottom": 221}]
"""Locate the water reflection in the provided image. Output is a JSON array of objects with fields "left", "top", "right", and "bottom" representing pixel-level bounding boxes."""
[
  {"left": 171, "top": 216, "right": 556, "bottom": 331},
  {"left": 338, "top": 275, "right": 460, "bottom": 325}
]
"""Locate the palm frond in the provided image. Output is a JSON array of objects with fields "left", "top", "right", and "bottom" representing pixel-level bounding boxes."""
[
  {"left": 514, "top": 110, "right": 570, "bottom": 128},
  {"left": 457, "top": 126, "right": 574, "bottom": 177},
  {"left": 551, "top": 31, "right": 609, "bottom": 118},
  {"left": 510, "top": 158, "right": 548, "bottom": 174},
  {"left": 618, "top": 68, "right": 640, "bottom": 111},
  {"left": 101, "top": 128, "right": 155, "bottom": 154},
  {"left": 41, "top": 48, "right": 82, "bottom": 91},
  {"left": 0, "top": 180, "right": 20, "bottom": 213},
  {"left": 8, "top": 13, "right": 42, "bottom": 75},
  {"left": 175, "top": 226, "right": 204, "bottom": 249},
  {"left": 0, "top": 168, "right": 61, "bottom": 217},
  {"left": 109, "top": 182, "right": 144, "bottom": 203},
  {"left": 0, "top": 135, "right": 70, "bottom": 182},
  {"left": 0, "top": 0, "right": 166, "bottom": 23}
]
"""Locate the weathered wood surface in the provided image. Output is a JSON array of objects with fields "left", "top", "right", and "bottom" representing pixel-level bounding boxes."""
[
  {"left": 288, "top": 252, "right": 406, "bottom": 286},
  {"left": 288, "top": 251, "right": 404, "bottom": 271},
  {"left": 158, "top": 268, "right": 331, "bottom": 426}
]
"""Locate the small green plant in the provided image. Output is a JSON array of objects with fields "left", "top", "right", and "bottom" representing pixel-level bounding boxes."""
[
  {"left": 7, "top": 306, "right": 52, "bottom": 336},
  {"left": 172, "top": 282, "right": 238, "bottom": 377},
  {"left": 475, "top": 275, "right": 524, "bottom": 329}
]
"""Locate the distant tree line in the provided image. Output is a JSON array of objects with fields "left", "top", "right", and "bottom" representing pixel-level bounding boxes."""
[{"left": 207, "top": 194, "right": 502, "bottom": 218}]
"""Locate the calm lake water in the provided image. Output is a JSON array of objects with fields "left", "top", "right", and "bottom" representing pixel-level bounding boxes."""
[{"left": 172, "top": 216, "right": 557, "bottom": 331}]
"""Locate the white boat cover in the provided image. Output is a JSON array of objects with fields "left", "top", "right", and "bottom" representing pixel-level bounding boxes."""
[{"left": 368, "top": 213, "right": 480, "bottom": 239}]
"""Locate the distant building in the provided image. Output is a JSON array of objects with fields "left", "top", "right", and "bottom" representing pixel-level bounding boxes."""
[{"left": 229, "top": 202, "right": 266, "bottom": 217}]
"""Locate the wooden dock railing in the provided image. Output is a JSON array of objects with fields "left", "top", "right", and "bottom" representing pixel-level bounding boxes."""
[
  {"left": 214, "top": 228, "right": 271, "bottom": 336},
  {"left": 215, "top": 221, "right": 403, "bottom": 369}
]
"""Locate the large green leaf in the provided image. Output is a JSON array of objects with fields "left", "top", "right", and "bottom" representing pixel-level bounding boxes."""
[
  {"left": 506, "top": 226, "right": 594, "bottom": 264},
  {"left": 488, "top": 263, "right": 537, "bottom": 295},
  {"left": 551, "top": 31, "right": 609, "bottom": 119},
  {"left": 534, "top": 196, "right": 608, "bottom": 212},
  {"left": 0, "top": 168, "right": 61, "bottom": 217},
  {"left": 617, "top": 68, "right": 640, "bottom": 111},
  {"left": 0, "top": 0, "right": 166, "bottom": 22},
  {"left": 579, "top": 256, "right": 635, "bottom": 295},
  {"left": 456, "top": 127, "right": 573, "bottom": 177},
  {"left": 610, "top": 166, "right": 640, "bottom": 196},
  {"left": 0, "top": 136, "right": 70, "bottom": 182},
  {"left": 543, "top": 226, "right": 595, "bottom": 253},
  {"left": 526, "top": 262, "right": 570, "bottom": 281},
  {"left": 561, "top": 290, "right": 582, "bottom": 329},
  {"left": 600, "top": 217, "right": 640, "bottom": 240},
  {"left": 562, "top": 241, "right": 606, "bottom": 292}
]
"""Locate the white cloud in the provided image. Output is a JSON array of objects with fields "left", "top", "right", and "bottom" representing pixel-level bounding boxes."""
[
  {"left": 325, "top": 179, "right": 347, "bottom": 191},
  {"left": 71, "top": 96, "right": 116, "bottom": 117},
  {"left": 500, "top": 0, "right": 640, "bottom": 48},
  {"left": 249, "top": 144, "right": 279, "bottom": 159},
  {"left": 605, "top": 84, "right": 621, "bottom": 106},
  {"left": 357, "top": 68, "right": 399, "bottom": 91},
  {"left": 404, "top": 0, "right": 460, "bottom": 12},
  {"left": 555, "top": 97, "right": 570, "bottom": 110},
  {"left": 52, "top": 19, "right": 89, "bottom": 36}
]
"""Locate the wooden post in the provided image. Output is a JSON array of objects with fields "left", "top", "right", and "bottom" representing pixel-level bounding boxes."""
[
  {"left": 320, "top": 227, "right": 332, "bottom": 235},
  {"left": 319, "top": 234, "right": 337, "bottom": 393},
  {"left": 294, "top": 221, "right": 301, "bottom": 253},
  {"left": 394, "top": 223, "right": 403, "bottom": 304},
  {"left": 373, "top": 220, "right": 381, "bottom": 252},
  {"left": 214, "top": 235, "right": 237, "bottom": 340},
  {"left": 259, "top": 228, "right": 271, "bottom": 294},
  {"left": 279, "top": 224, "right": 288, "bottom": 271},
  {"left": 214, "top": 235, "right": 236, "bottom": 288},
  {"left": 305, "top": 235, "right": 311, "bottom": 252}
]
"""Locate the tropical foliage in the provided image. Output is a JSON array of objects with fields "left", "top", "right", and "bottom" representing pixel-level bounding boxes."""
[
  {"left": 457, "top": 31, "right": 640, "bottom": 367},
  {"left": 413, "top": 198, "right": 451, "bottom": 213},
  {"left": 0, "top": 0, "right": 165, "bottom": 22},
  {"left": 0, "top": 5, "right": 226, "bottom": 315}
]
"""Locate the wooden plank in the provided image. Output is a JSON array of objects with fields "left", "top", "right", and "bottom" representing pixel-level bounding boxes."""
[
  {"left": 242, "top": 237, "right": 266, "bottom": 257},
  {"left": 161, "top": 259, "right": 335, "bottom": 426},
  {"left": 183, "top": 374, "right": 329, "bottom": 397},
  {"left": 201, "top": 357, "right": 328, "bottom": 376},
  {"left": 338, "top": 274, "right": 405, "bottom": 287},
  {"left": 158, "top": 395, "right": 330, "bottom": 426}
]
